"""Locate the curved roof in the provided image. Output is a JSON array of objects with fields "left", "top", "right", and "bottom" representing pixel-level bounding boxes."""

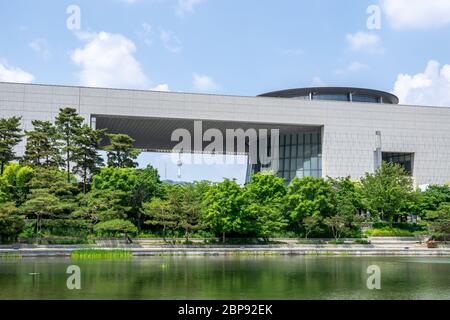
[{"left": 259, "top": 87, "right": 399, "bottom": 104}]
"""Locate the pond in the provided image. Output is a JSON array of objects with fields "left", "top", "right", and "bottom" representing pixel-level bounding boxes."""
[{"left": 0, "top": 256, "right": 449, "bottom": 300}]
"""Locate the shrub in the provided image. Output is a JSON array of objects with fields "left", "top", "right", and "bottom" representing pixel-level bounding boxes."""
[
  {"left": 365, "top": 227, "right": 413, "bottom": 237},
  {"left": 94, "top": 219, "right": 137, "bottom": 237}
]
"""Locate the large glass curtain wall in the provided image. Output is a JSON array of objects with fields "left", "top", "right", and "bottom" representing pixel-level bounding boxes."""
[{"left": 277, "top": 131, "right": 322, "bottom": 181}]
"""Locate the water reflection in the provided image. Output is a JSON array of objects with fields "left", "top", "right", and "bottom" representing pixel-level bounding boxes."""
[{"left": 0, "top": 256, "right": 449, "bottom": 300}]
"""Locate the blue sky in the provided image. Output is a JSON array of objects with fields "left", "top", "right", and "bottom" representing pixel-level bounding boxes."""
[{"left": 1, "top": 0, "right": 450, "bottom": 183}]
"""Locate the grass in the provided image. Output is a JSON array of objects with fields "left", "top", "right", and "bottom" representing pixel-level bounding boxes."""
[
  {"left": 304, "top": 252, "right": 336, "bottom": 256},
  {"left": 71, "top": 249, "right": 132, "bottom": 260},
  {"left": 0, "top": 252, "right": 22, "bottom": 259},
  {"left": 365, "top": 227, "right": 414, "bottom": 237}
]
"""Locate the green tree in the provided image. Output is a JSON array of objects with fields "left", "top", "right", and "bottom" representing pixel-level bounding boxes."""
[
  {"left": 0, "top": 116, "right": 23, "bottom": 174},
  {"left": 180, "top": 184, "right": 206, "bottom": 242},
  {"left": 0, "top": 202, "right": 25, "bottom": 243},
  {"left": 329, "top": 177, "right": 362, "bottom": 219},
  {"left": 143, "top": 197, "right": 178, "bottom": 242},
  {"left": 21, "top": 189, "right": 64, "bottom": 238},
  {"left": 420, "top": 185, "right": 450, "bottom": 213},
  {"left": 425, "top": 203, "right": 450, "bottom": 241},
  {"left": 55, "top": 107, "right": 84, "bottom": 182},
  {"left": 360, "top": 162, "right": 414, "bottom": 223},
  {"left": 202, "top": 179, "right": 245, "bottom": 243},
  {"left": 286, "top": 177, "right": 335, "bottom": 230},
  {"left": 23, "top": 120, "right": 61, "bottom": 168},
  {"left": 93, "top": 219, "right": 137, "bottom": 238},
  {"left": 243, "top": 172, "right": 288, "bottom": 241},
  {"left": 131, "top": 165, "right": 163, "bottom": 231},
  {"left": 1, "top": 163, "right": 33, "bottom": 204},
  {"left": 104, "top": 133, "right": 140, "bottom": 168},
  {"left": 74, "top": 189, "right": 130, "bottom": 224},
  {"left": 303, "top": 216, "right": 322, "bottom": 239},
  {"left": 92, "top": 167, "right": 137, "bottom": 194},
  {"left": 27, "top": 167, "right": 79, "bottom": 204},
  {"left": 72, "top": 125, "right": 105, "bottom": 193},
  {"left": 324, "top": 214, "right": 349, "bottom": 242},
  {"left": 352, "top": 214, "right": 372, "bottom": 238}
]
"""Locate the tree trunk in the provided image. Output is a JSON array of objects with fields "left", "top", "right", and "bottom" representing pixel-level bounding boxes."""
[
  {"left": 83, "top": 157, "right": 87, "bottom": 193},
  {"left": 0, "top": 161, "right": 4, "bottom": 175},
  {"left": 222, "top": 232, "right": 226, "bottom": 244},
  {"left": 137, "top": 213, "right": 142, "bottom": 232},
  {"left": 162, "top": 226, "right": 166, "bottom": 243},
  {"left": 66, "top": 138, "right": 70, "bottom": 183}
]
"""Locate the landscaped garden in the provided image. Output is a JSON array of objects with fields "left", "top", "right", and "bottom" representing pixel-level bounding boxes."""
[{"left": 0, "top": 108, "right": 449, "bottom": 245}]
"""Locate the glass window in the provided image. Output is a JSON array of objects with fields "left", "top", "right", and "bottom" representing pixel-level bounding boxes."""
[
  {"left": 382, "top": 152, "right": 414, "bottom": 174},
  {"left": 290, "top": 159, "right": 297, "bottom": 171},
  {"left": 313, "top": 94, "right": 349, "bottom": 101},
  {"left": 298, "top": 134, "right": 304, "bottom": 146},
  {"left": 304, "top": 158, "right": 311, "bottom": 170},
  {"left": 285, "top": 135, "right": 291, "bottom": 145},
  {"left": 291, "top": 134, "right": 297, "bottom": 145},
  {"left": 269, "top": 130, "right": 322, "bottom": 183},
  {"left": 305, "top": 133, "right": 311, "bottom": 145},
  {"left": 297, "top": 158, "right": 304, "bottom": 170},
  {"left": 352, "top": 95, "right": 379, "bottom": 103},
  {"left": 298, "top": 145, "right": 304, "bottom": 158},
  {"left": 312, "top": 133, "right": 318, "bottom": 144},
  {"left": 291, "top": 145, "right": 297, "bottom": 158},
  {"left": 311, "top": 157, "right": 318, "bottom": 170}
]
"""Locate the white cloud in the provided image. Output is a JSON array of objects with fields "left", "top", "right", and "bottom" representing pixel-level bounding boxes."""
[
  {"left": 381, "top": 0, "right": 450, "bottom": 29},
  {"left": 160, "top": 29, "right": 182, "bottom": 53},
  {"left": 346, "top": 32, "right": 383, "bottom": 53},
  {"left": 29, "top": 38, "right": 51, "bottom": 60},
  {"left": 176, "top": 0, "right": 205, "bottom": 17},
  {"left": 0, "top": 59, "right": 34, "bottom": 83},
  {"left": 151, "top": 84, "right": 170, "bottom": 91},
  {"left": 71, "top": 31, "right": 150, "bottom": 89},
  {"left": 139, "top": 22, "right": 154, "bottom": 47},
  {"left": 392, "top": 60, "right": 450, "bottom": 107},
  {"left": 335, "top": 62, "right": 369, "bottom": 75},
  {"left": 193, "top": 73, "right": 219, "bottom": 91}
]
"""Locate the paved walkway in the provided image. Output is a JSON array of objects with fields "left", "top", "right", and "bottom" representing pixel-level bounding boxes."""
[{"left": 1, "top": 237, "right": 449, "bottom": 257}]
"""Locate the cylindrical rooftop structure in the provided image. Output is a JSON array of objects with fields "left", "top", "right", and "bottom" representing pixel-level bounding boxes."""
[{"left": 259, "top": 87, "right": 399, "bottom": 104}]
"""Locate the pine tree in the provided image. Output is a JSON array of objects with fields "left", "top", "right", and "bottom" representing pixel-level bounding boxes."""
[
  {"left": 0, "top": 117, "right": 23, "bottom": 174},
  {"left": 55, "top": 108, "right": 84, "bottom": 182},
  {"left": 72, "top": 125, "right": 105, "bottom": 193},
  {"left": 143, "top": 197, "right": 178, "bottom": 243},
  {"left": 104, "top": 133, "right": 140, "bottom": 168},
  {"left": 23, "top": 120, "right": 61, "bottom": 168},
  {"left": 21, "top": 189, "right": 62, "bottom": 238}
]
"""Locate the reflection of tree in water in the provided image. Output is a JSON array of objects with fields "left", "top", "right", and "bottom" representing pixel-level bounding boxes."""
[{"left": 0, "top": 257, "right": 449, "bottom": 299}]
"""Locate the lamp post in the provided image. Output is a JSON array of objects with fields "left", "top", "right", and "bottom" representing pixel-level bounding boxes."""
[
  {"left": 375, "top": 131, "right": 382, "bottom": 171},
  {"left": 177, "top": 153, "right": 183, "bottom": 180}
]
